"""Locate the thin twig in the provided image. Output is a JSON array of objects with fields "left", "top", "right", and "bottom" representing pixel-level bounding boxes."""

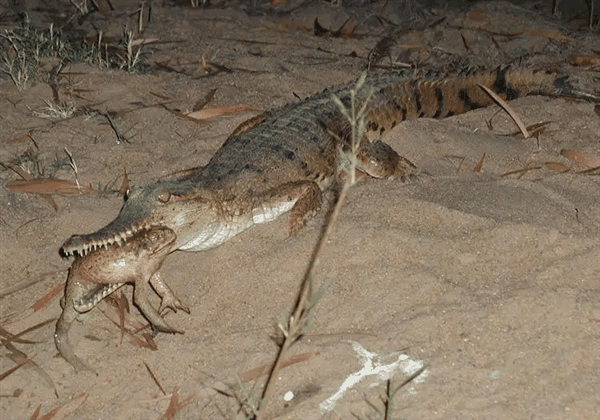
[
  {"left": 256, "top": 73, "right": 370, "bottom": 419},
  {"left": 64, "top": 147, "right": 81, "bottom": 192},
  {"left": 478, "top": 83, "right": 529, "bottom": 138}
]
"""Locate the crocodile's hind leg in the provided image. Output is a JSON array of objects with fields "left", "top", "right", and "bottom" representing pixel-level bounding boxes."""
[
  {"left": 55, "top": 280, "right": 99, "bottom": 374},
  {"left": 253, "top": 181, "right": 323, "bottom": 233}
]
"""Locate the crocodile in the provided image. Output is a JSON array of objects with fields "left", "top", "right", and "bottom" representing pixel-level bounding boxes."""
[
  {"left": 55, "top": 226, "right": 189, "bottom": 372},
  {"left": 60, "top": 67, "right": 599, "bottom": 322}
]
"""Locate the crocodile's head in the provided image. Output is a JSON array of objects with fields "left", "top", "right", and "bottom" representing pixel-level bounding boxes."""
[{"left": 61, "top": 180, "right": 214, "bottom": 257}]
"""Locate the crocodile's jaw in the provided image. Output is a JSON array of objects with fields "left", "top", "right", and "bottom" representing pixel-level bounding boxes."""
[{"left": 61, "top": 181, "right": 217, "bottom": 257}]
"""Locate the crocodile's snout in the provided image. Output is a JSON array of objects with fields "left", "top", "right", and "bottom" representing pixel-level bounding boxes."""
[{"left": 60, "top": 221, "right": 155, "bottom": 257}]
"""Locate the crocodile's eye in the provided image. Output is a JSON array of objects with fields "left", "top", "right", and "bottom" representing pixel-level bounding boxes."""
[{"left": 157, "top": 188, "right": 171, "bottom": 203}]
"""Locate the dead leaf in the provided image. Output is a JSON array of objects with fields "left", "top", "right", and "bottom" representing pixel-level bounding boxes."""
[
  {"left": 332, "top": 16, "right": 356, "bottom": 37},
  {"left": 461, "top": 32, "right": 471, "bottom": 50},
  {"left": 8, "top": 165, "right": 33, "bottom": 181},
  {"left": 192, "top": 88, "right": 217, "bottom": 112},
  {"left": 501, "top": 165, "right": 541, "bottom": 178},
  {"left": 185, "top": 105, "right": 257, "bottom": 121},
  {"left": 41, "top": 196, "right": 58, "bottom": 211},
  {"left": 161, "top": 388, "right": 181, "bottom": 420},
  {"left": 107, "top": 292, "right": 130, "bottom": 344},
  {"left": 263, "top": 18, "right": 305, "bottom": 34},
  {"left": 455, "top": 156, "right": 467, "bottom": 174},
  {"left": 160, "top": 388, "right": 193, "bottom": 420},
  {"left": 35, "top": 405, "right": 61, "bottom": 420},
  {"left": 473, "top": 153, "right": 486, "bottom": 172},
  {"left": 545, "top": 162, "right": 570, "bottom": 172},
  {"left": 131, "top": 38, "right": 159, "bottom": 46},
  {"left": 150, "top": 91, "right": 170, "bottom": 100},
  {"left": 29, "top": 391, "right": 86, "bottom": 420},
  {"left": 119, "top": 168, "right": 130, "bottom": 196},
  {"left": 508, "top": 121, "right": 552, "bottom": 138},
  {"left": 577, "top": 165, "right": 600, "bottom": 175},
  {"left": 144, "top": 362, "right": 166, "bottom": 395},
  {"left": 8, "top": 130, "right": 33, "bottom": 144},
  {"left": 560, "top": 149, "right": 600, "bottom": 167},
  {"left": 5, "top": 341, "right": 57, "bottom": 395},
  {"left": 159, "top": 104, "right": 209, "bottom": 124},
  {"left": 569, "top": 54, "right": 600, "bottom": 68},
  {"left": 240, "top": 351, "right": 318, "bottom": 382},
  {"left": 491, "top": 28, "right": 570, "bottom": 41},
  {"left": 31, "top": 283, "right": 64, "bottom": 312},
  {"left": 128, "top": 332, "right": 158, "bottom": 350},
  {"left": 30, "top": 404, "right": 43, "bottom": 420},
  {"left": 201, "top": 54, "right": 210, "bottom": 72},
  {"left": 0, "top": 358, "right": 29, "bottom": 381},
  {"left": 0, "top": 319, "right": 55, "bottom": 348},
  {"left": 53, "top": 391, "right": 87, "bottom": 419},
  {"left": 6, "top": 178, "right": 91, "bottom": 196},
  {"left": 520, "top": 28, "right": 570, "bottom": 41},
  {"left": 0, "top": 270, "right": 62, "bottom": 299}
]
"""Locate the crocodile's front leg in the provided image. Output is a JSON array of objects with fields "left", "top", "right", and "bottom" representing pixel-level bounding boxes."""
[{"left": 252, "top": 181, "right": 323, "bottom": 233}]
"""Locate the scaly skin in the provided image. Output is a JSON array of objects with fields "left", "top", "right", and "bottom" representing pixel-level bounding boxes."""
[
  {"left": 59, "top": 67, "right": 599, "bottom": 330},
  {"left": 55, "top": 226, "right": 188, "bottom": 373}
]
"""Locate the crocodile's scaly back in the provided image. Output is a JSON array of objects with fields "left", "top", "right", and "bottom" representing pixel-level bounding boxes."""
[{"left": 195, "top": 67, "right": 590, "bottom": 189}]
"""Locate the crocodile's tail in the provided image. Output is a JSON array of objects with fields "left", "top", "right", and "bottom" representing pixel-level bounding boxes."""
[
  {"left": 551, "top": 72, "right": 600, "bottom": 103},
  {"left": 364, "top": 67, "right": 600, "bottom": 133}
]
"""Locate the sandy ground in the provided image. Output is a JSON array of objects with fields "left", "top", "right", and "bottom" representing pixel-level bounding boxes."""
[{"left": 1, "top": 1, "right": 599, "bottom": 419}]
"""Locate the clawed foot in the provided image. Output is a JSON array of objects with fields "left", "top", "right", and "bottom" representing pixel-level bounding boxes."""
[{"left": 158, "top": 294, "right": 191, "bottom": 315}]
